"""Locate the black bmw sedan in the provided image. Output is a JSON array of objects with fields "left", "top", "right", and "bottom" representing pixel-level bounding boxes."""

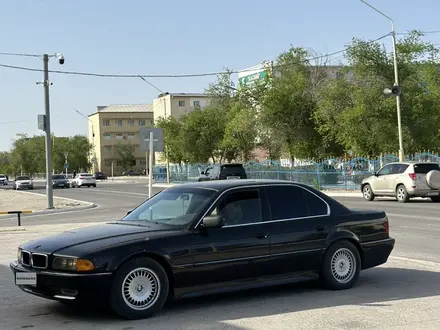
[{"left": 10, "top": 179, "right": 395, "bottom": 319}]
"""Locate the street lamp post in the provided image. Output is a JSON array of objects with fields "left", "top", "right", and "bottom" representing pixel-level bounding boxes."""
[
  {"left": 74, "top": 109, "right": 97, "bottom": 172},
  {"left": 64, "top": 152, "right": 68, "bottom": 177},
  {"left": 360, "top": 0, "right": 404, "bottom": 161}
]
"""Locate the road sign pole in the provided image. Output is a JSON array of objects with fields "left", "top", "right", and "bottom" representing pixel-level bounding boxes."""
[
  {"left": 148, "top": 131, "right": 154, "bottom": 199},
  {"left": 43, "top": 54, "right": 54, "bottom": 209}
]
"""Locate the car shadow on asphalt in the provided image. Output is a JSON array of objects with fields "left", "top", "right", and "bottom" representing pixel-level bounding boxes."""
[{"left": 3, "top": 264, "right": 440, "bottom": 329}]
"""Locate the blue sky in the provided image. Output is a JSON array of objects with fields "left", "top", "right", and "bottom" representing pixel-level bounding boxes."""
[{"left": 1, "top": 0, "right": 439, "bottom": 151}]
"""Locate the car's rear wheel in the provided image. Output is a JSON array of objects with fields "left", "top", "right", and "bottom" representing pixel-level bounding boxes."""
[
  {"left": 110, "top": 257, "right": 169, "bottom": 320},
  {"left": 430, "top": 196, "right": 440, "bottom": 202},
  {"left": 320, "top": 240, "right": 361, "bottom": 290},
  {"left": 396, "top": 184, "right": 409, "bottom": 203},
  {"left": 362, "top": 184, "right": 375, "bottom": 201}
]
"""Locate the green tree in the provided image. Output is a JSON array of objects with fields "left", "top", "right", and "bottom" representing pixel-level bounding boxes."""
[
  {"left": 314, "top": 31, "right": 440, "bottom": 155},
  {"left": 260, "top": 47, "right": 326, "bottom": 161},
  {"left": 155, "top": 117, "right": 186, "bottom": 164},
  {"left": 221, "top": 100, "right": 258, "bottom": 162},
  {"left": 114, "top": 143, "right": 135, "bottom": 170}
]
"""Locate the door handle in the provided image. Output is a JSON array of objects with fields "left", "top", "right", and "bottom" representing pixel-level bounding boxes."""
[
  {"left": 256, "top": 233, "right": 269, "bottom": 239},
  {"left": 316, "top": 226, "right": 327, "bottom": 231}
]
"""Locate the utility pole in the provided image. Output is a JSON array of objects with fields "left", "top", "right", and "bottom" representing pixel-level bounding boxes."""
[
  {"left": 64, "top": 152, "right": 68, "bottom": 177},
  {"left": 43, "top": 54, "right": 54, "bottom": 209},
  {"left": 360, "top": 0, "right": 404, "bottom": 161}
]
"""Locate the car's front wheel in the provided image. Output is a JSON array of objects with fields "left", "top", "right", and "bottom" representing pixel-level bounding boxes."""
[
  {"left": 320, "top": 240, "right": 361, "bottom": 290},
  {"left": 110, "top": 257, "right": 169, "bottom": 320},
  {"left": 362, "top": 184, "right": 375, "bottom": 201}
]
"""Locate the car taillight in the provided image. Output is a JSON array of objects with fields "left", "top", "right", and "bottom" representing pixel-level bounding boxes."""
[
  {"left": 384, "top": 217, "right": 389, "bottom": 234},
  {"left": 408, "top": 173, "right": 416, "bottom": 181},
  {"left": 79, "top": 177, "right": 84, "bottom": 180}
]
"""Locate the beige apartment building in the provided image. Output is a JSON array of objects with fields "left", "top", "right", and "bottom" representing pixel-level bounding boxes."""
[
  {"left": 153, "top": 92, "right": 210, "bottom": 122},
  {"left": 88, "top": 104, "right": 154, "bottom": 175}
]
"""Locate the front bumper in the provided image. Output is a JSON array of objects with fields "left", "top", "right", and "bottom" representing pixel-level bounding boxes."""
[
  {"left": 10, "top": 261, "right": 113, "bottom": 302},
  {"left": 16, "top": 184, "right": 32, "bottom": 189},
  {"left": 53, "top": 181, "right": 69, "bottom": 187}
]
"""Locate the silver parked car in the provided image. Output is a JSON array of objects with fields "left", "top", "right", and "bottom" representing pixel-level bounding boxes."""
[{"left": 361, "top": 161, "right": 440, "bottom": 203}]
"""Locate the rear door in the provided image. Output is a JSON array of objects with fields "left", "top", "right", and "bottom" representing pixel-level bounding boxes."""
[
  {"left": 261, "top": 184, "right": 331, "bottom": 277},
  {"left": 383, "top": 164, "right": 408, "bottom": 193}
]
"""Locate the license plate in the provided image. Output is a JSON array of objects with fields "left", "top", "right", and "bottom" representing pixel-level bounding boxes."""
[
  {"left": 427, "top": 192, "right": 439, "bottom": 196},
  {"left": 15, "top": 272, "right": 37, "bottom": 286},
  {"left": 227, "top": 176, "right": 240, "bottom": 180}
]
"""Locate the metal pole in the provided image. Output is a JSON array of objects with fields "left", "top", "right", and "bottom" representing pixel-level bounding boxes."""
[
  {"left": 43, "top": 54, "right": 54, "bottom": 209},
  {"left": 111, "top": 160, "right": 114, "bottom": 181},
  {"left": 64, "top": 152, "right": 68, "bottom": 177},
  {"left": 359, "top": 0, "right": 404, "bottom": 161},
  {"left": 164, "top": 97, "right": 171, "bottom": 184},
  {"left": 145, "top": 151, "right": 149, "bottom": 176},
  {"left": 391, "top": 26, "right": 404, "bottom": 161},
  {"left": 148, "top": 131, "right": 154, "bottom": 198}
]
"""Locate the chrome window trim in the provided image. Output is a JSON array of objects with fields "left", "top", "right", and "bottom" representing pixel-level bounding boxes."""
[
  {"left": 31, "top": 252, "right": 49, "bottom": 269},
  {"left": 194, "top": 183, "right": 331, "bottom": 229}
]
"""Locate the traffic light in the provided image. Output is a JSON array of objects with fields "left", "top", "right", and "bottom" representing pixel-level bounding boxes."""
[{"left": 383, "top": 86, "right": 402, "bottom": 97}]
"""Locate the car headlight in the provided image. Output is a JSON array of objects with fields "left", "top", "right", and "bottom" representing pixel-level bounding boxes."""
[{"left": 52, "top": 257, "right": 95, "bottom": 272}]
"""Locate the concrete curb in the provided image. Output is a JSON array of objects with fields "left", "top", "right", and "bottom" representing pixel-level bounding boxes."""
[{"left": 0, "top": 190, "right": 98, "bottom": 219}]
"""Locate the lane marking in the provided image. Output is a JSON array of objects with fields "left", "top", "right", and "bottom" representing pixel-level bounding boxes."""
[{"left": 80, "top": 188, "right": 147, "bottom": 196}]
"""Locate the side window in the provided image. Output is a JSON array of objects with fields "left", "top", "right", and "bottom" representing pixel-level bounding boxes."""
[
  {"left": 392, "top": 164, "right": 408, "bottom": 174},
  {"left": 377, "top": 164, "right": 393, "bottom": 176},
  {"left": 210, "top": 189, "right": 262, "bottom": 226},
  {"left": 265, "top": 185, "right": 328, "bottom": 220},
  {"left": 204, "top": 167, "right": 211, "bottom": 176}
]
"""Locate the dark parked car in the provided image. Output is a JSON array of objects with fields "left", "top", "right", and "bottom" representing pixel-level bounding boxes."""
[
  {"left": 52, "top": 174, "right": 70, "bottom": 188},
  {"left": 94, "top": 172, "right": 107, "bottom": 180},
  {"left": 198, "top": 163, "right": 247, "bottom": 181},
  {"left": 10, "top": 179, "right": 395, "bottom": 320}
]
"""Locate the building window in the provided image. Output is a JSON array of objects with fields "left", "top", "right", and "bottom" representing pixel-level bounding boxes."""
[
  {"left": 103, "top": 120, "right": 110, "bottom": 126},
  {"left": 103, "top": 133, "right": 111, "bottom": 140},
  {"left": 104, "top": 146, "right": 112, "bottom": 153},
  {"left": 116, "top": 120, "right": 122, "bottom": 126},
  {"left": 127, "top": 133, "right": 135, "bottom": 140},
  {"left": 139, "top": 119, "right": 145, "bottom": 126},
  {"left": 116, "top": 133, "right": 123, "bottom": 140},
  {"left": 104, "top": 160, "right": 112, "bottom": 166},
  {"left": 128, "top": 119, "right": 135, "bottom": 126},
  {"left": 178, "top": 100, "right": 185, "bottom": 107},
  {"left": 193, "top": 100, "right": 200, "bottom": 108}
]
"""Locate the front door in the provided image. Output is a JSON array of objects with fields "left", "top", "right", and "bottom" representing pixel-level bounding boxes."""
[
  {"left": 261, "top": 184, "right": 331, "bottom": 277},
  {"left": 185, "top": 187, "right": 272, "bottom": 295},
  {"left": 371, "top": 164, "right": 394, "bottom": 194}
]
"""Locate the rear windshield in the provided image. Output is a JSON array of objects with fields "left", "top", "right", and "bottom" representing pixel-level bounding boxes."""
[
  {"left": 414, "top": 163, "right": 440, "bottom": 174},
  {"left": 80, "top": 174, "right": 93, "bottom": 177},
  {"left": 220, "top": 165, "right": 245, "bottom": 175},
  {"left": 52, "top": 175, "right": 65, "bottom": 179},
  {"left": 0, "top": 175, "right": 5, "bottom": 178}
]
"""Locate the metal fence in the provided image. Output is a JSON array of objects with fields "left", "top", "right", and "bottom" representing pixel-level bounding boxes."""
[{"left": 153, "top": 152, "right": 440, "bottom": 190}]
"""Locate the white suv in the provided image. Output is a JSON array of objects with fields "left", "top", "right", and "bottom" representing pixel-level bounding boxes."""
[
  {"left": 361, "top": 162, "right": 440, "bottom": 203},
  {"left": 0, "top": 174, "right": 8, "bottom": 186}
]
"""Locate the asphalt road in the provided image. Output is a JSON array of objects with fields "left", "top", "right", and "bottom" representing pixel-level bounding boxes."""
[{"left": 1, "top": 183, "right": 440, "bottom": 328}]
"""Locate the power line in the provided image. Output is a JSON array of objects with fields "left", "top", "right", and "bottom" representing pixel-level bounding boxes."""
[
  {"left": 0, "top": 52, "right": 41, "bottom": 58},
  {"left": 0, "top": 33, "right": 391, "bottom": 79},
  {"left": 0, "top": 120, "right": 28, "bottom": 125}
]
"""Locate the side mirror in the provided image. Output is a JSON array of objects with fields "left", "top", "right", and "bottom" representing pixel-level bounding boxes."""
[
  {"left": 126, "top": 210, "right": 133, "bottom": 216},
  {"left": 373, "top": 172, "right": 378, "bottom": 176},
  {"left": 201, "top": 171, "right": 205, "bottom": 175},
  {"left": 201, "top": 215, "right": 224, "bottom": 228}
]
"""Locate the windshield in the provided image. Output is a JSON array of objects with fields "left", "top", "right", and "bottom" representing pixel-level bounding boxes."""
[
  {"left": 16, "top": 176, "right": 30, "bottom": 181},
  {"left": 122, "top": 187, "right": 216, "bottom": 226},
  {"left": 221, "top": 165, "right": 245, "bottom": 175},
  {"left": 53, "top": 175, "right": 66, "bottom": 179}
]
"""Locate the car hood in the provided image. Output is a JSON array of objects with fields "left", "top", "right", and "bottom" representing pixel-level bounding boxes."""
[
  {"left": 20, "top": 221, "right": 178, "bottom": 255},
  {"left": 16, "top": 180, "right": 31, "bottom": 183}
]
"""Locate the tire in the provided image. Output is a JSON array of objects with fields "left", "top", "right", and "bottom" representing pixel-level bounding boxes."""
[
  {"left": 93, "top": 184, "right": 96, "bottom": 187},
  {"left": 320, "top": 240, "right": 361, "bottom": 290},
  {"left": 430, "top": 196, "right": 440, "bottom": 202},
  {"left": 362, "top": 184, "right": 375, "bottom": 201},
  {"left": 396, "top": 184, "right": 409, "bottom": 203},
  {"left": 110, "top": 257, "right": 169, "bottom": 320}
]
